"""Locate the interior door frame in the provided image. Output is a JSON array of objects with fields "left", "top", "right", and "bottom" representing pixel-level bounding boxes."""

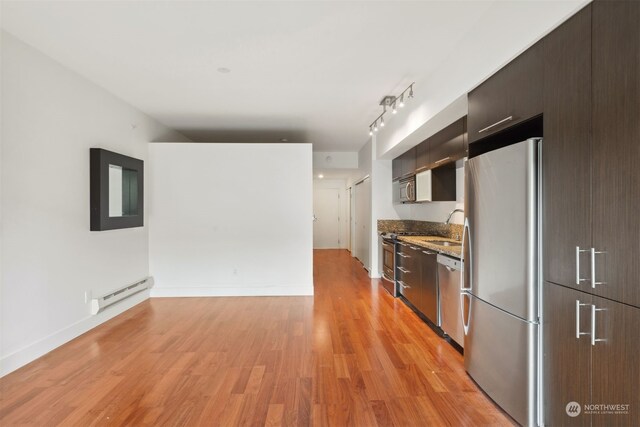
[{"left": 347, "top": 186, "right": 352, "bottom": 253}]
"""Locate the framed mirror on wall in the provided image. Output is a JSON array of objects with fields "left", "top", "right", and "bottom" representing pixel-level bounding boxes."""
[{"left": 90, "top": 148, "right": 143, "bottom": 231}]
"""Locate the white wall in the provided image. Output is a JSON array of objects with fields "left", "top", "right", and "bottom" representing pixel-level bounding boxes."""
[
  {"left": 351, "top": 140, "right": 373, "bottom": 269},
  {"left": 312, "top": 152, "right": 358, "bottom": 170},
  {"left": 0, "top": 32, "right": 190, "bottom": 376},
  {"left": 374, "top": 1, "right": 588, "bottom": 159},
  {"left": 369, "top": 137, "right": 400, "bottom": 278},
  {"left": 313, "top": 179, "right": 348, "bottom": 249},
  {"left": 148, "top": 143, "right": 313, "bottom": 297}
]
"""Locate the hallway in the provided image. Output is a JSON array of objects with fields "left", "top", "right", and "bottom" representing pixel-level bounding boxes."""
[{"left": 0, "top": 250, "right": 512, "bottom": 426}]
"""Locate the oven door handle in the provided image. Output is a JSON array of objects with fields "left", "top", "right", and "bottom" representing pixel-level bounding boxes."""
[{"left": 381, "top": 274, "right": 395, "bottom": 283}]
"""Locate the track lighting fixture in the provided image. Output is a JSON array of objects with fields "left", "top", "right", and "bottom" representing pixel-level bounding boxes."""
[{"left": 368, "top": 82, "right": 414, "bottom": 135}]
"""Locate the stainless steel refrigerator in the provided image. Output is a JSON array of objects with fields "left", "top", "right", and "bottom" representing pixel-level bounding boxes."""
[{"left": 461, "top": 138, "right": 541, "bottom": 427}]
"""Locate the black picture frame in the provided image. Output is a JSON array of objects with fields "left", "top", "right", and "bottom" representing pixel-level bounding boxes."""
[{"left": 90, "top": 148, "right": 144, "bottom": 231}]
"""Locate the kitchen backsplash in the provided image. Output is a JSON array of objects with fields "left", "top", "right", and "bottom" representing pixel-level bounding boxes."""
[{"left": 378, "top": 219, "right": 464, "bottom": 241}]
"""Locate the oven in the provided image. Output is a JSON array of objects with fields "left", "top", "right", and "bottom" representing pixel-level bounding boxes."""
[{"left": 380, "top": 234, "right": 398, "bottom": 296}]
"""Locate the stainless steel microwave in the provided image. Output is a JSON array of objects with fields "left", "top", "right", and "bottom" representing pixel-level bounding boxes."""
[{"left": 394, "top": 176, "right": 416, "bottom": 204}]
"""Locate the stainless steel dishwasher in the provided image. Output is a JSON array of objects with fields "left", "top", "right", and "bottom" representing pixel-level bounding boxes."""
[{"left": 437, "top": 253, "right": 464, "bottom": 348}]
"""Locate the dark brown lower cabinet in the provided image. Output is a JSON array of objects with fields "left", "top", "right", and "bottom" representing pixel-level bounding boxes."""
[
  {"left": 397, "top": 243, "right": 439, "bottom": 326},
  {"left": 544, "top": 282, "right": 592, "bottom": 426},
  {"left": 591, "top": 296, "right": 640, "bottom": 426},
  {"left": 397, "top": 244, "right": 421, "bottom": 308},
  {"left": 544, "top": 282, "right": 640, "bottom": 426}
]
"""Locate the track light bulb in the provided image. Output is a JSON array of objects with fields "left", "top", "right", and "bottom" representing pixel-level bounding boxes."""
[
  {"left": 373, "top": 122, "right": 378, "bottom": 132},
  {"left": 392, "top": 102, "right": 397, "bottom": 114},
  {"left": 380, "top": 117, "right": 385, "bottom": 127},
  {"left": 369, "top": 127, "right": 373, "bottom": 136},
  {"left": 408, "top": 86, "right": 414, "bottom": 99},
  {"left": 399, "top": 94, "right": 405, "bottom": 108}
]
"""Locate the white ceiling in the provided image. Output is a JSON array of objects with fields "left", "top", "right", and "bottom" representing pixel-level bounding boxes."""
[{"left": 1, "top": 1, "right": 585, "bottom": 152}]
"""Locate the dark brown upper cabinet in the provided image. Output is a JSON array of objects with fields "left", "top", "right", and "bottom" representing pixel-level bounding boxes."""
[
  {"left": 415, "top": 138, "right": 429, "bottom": 174},
  {"left": 427, "top": 117, "right": 466, "bottom": 168},
  {"left": 543, "top": 0, "right": 639, "bottom": 308},
  {"left": 402, "top": 147, "right": 416, "bottom": 178},
  {"left": 543, "top": 4, "right": 592, "bottom": 293},
  {"left": 392, "top": 156, "right": 402, "bottom": 181},
  {"left": 401, "top": 116, "right": 467, "bottom": 178},
  {"left": 468, "top": 41, "right": 543, "bottom": 143},
  {"left": 591, "top": 0, "right": 640, "bottom": 308},
  {"left": 392, "top": 147, "right": 417, "bottom": 181}
]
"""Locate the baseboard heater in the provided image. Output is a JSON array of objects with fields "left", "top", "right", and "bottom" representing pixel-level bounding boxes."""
[{"left": 90, "top": 277, "right": 154, "bottom": 315}]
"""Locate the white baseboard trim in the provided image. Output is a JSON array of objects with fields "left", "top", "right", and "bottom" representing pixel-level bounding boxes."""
[
  {"left": 151, "top": 285, "right": 314, "bottom": 297},
  {"left": 0, "top": 290, "right": 149, "bottom": 378}
]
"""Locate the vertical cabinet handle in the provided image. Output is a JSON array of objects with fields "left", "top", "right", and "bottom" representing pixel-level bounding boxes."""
[
  {"left": 575, "top": 300, "right": 590, "bottom": 339},
  {"left": 576, "top": 246, "right": 589, "bottom": 285},
  {"left": 590, "top": 248, "right": 607, "bottom": 289},
  {"left": 590, "top": 304, "right": 606, "bottom": 346}
]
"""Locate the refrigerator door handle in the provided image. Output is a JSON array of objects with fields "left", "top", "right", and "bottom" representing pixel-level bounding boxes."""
[
  {"left": 461, "top": 292, "right": 471, "bottom": 335},
  {"left": 461, "top": 217, "right": 472, "bottom": 292}
]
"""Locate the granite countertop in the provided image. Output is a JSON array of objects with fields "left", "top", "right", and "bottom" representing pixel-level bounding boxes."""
[{"left": 397, "top": 235, "right": 462, "bottom": 259}]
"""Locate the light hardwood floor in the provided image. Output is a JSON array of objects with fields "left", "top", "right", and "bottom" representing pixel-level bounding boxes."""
[{"left": 0, "top": 249, "right": 514, "bottom": 426}]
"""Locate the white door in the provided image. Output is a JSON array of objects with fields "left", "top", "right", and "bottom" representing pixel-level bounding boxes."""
[
  {"left": 354, "top": 178, "right": 371, "bottom": 269},
  {"left": 313, "top": 188, "right": 341, "bottom": 249}
]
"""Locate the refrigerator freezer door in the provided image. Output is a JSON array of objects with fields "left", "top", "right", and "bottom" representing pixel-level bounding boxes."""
[
  {"left": 464, "top": 294, "right": 538, "bottom": 427},
  {"left": 465, "top": 138, "right": 539, "bottom": 321}
]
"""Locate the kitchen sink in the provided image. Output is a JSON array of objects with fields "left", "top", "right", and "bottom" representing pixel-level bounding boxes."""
[{"left": 428, "top": 240, "right": 461, "bottom": 247}]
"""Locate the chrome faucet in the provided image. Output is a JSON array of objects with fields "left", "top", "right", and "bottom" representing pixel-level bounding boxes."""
[{"left": 445, "top": 208, "right": 464, "bottom": 224}]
